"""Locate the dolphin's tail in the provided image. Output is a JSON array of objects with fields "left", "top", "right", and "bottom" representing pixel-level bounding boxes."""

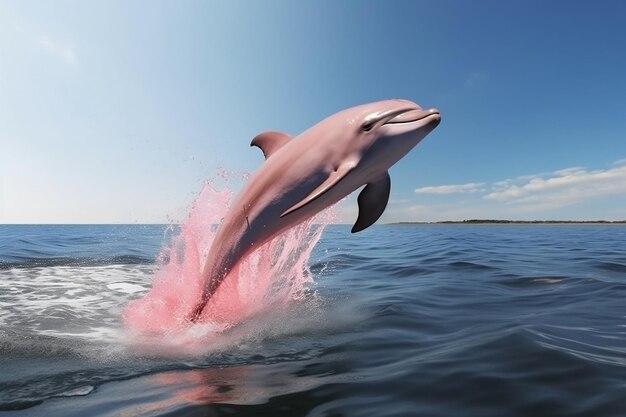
[
  {"left": 187, "top": 302, "right": 206, "bottom": 323},
  {"left": 186, "top": 271, "right": 224, "bottom": 323}
]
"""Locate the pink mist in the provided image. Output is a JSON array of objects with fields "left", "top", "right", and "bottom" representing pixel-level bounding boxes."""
[{"left": 123, "top": 177, "right": 336, "bottom": 334}]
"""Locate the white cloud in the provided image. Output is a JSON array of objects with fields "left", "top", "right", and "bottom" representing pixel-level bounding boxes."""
[
  {"left": 37, "top": 36, "right": 77, "bottom": 65},
  {"left": 415, "top": 182, "right": 485, "bottom": 194},
  {"left": 484, "top": 163, "right": 626, "bottom": 211},
  {"left": 404, "top": 159, "right": 626, "bottom": 220},
  {"left": 553, "top": 167, "right": 586, "bottom": 176}
]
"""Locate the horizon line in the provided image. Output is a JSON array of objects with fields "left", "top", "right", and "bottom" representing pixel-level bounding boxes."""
[{"left": 2, "top": 219, "right": 626, "bottom": 226}]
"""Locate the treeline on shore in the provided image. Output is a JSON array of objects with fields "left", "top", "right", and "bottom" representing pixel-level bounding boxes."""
[{"left": 394, "top": 219, "right": 626, "bottom": 225}]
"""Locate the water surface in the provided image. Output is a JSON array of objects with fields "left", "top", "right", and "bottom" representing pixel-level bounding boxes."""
[{"left": 1, "top": 224, "right": 626, "bottom": 416}]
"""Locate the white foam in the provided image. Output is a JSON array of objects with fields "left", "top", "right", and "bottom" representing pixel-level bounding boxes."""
[
  {"left": 55, "top": 385, "right": 95, "bottom": 397},
  {"left": 107, "top": 282, "right": 146, "bottom": 294},
  {"left": 0, "top": 264, "right": 154, "bottom": 341}
]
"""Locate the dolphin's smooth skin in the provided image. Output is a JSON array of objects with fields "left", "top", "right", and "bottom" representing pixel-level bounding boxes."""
[{"left": 189, "top": 99, "right": 440, "bottom": 321}]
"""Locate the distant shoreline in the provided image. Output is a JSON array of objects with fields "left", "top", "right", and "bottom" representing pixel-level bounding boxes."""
[{"left": 391, "top": 220, "right": 626, "bottom": 225}]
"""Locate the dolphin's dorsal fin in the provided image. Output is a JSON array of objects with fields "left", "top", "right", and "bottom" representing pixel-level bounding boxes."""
[
  {"left": 351, "top": 172, "right": 391, "bottom": 233},
  {"left": 281, "top": 161, "right": 356, "bottom": 217},
  {"left": 251, "top": 131, "right": 292, "bottom": 159}
]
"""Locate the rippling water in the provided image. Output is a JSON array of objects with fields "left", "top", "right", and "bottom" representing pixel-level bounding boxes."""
[{"left": 1, "top": 224, "right": 626, "bottom": 416}]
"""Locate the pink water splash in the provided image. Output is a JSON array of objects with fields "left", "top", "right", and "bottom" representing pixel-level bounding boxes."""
[{"left": 123, "top": 177, "right": 336, "bottom": 335}]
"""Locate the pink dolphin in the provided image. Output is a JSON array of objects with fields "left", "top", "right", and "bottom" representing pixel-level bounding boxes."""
[{"left": 189, "top": 99, "right": 441, "bottom": 321}]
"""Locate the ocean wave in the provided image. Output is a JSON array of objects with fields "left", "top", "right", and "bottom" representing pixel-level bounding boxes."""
[{"left": 0, "top": 255, "right": 157, "bottom": 270}]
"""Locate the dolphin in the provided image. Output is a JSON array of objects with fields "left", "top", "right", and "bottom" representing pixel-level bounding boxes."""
[{"left": 189, "top": 99, "right": 440, "bottom": 321}]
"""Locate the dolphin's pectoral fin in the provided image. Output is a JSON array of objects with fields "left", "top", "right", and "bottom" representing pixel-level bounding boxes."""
[
  {"left": 281, "top": 162, "right": 356, "bottom": 217},
  {"left": 351, "top": 172, "right": 391, "bottom": 233},
  {"left": 251, "top": 131, "right": 292, "bottom": 159}
]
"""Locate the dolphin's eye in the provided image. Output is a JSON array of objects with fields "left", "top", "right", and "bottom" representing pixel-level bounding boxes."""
[{"left": 361, "top": 121, "right": 375, "bottom": 132}]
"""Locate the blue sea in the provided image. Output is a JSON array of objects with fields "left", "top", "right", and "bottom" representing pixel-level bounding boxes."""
[{"left": 1, "top": 224, "right": 626, "bottom": 416}]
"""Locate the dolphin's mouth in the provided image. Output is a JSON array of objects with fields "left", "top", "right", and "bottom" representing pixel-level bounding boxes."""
[{"left": 384, "top": 108, "right": 440, "bottom": 125}]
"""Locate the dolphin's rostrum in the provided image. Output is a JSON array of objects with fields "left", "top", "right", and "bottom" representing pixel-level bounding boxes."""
[{"left": 189, "top": 99, "right": 441, "bottom": 321}]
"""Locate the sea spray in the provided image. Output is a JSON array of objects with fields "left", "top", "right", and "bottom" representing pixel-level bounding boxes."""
[{"left": 123, "top": 177, "right": 337, "bottom": 335}]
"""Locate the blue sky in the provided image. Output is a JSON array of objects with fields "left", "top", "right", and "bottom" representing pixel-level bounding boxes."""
[{"left": 2, "top": 0, "right": 626, "bottom": 223}]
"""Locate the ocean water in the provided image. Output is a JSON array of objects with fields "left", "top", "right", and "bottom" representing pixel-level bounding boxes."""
[{"left": 1, "top": 223, "right": 626, "bottom": 416}]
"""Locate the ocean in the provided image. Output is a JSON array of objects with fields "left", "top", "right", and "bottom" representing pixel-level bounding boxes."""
[{"left": 1, "top": 223, "right": 626, "bottom": 416}]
